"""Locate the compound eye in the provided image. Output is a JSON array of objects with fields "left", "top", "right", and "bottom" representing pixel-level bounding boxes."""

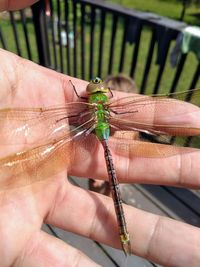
[{"left": 92, "top": 77, "right": 102, "bottom": 84}]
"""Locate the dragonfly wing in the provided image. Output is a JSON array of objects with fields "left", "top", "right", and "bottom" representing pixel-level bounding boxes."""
[
  {"left": 0, "top": 102, "right": 93, "bottom": 158},
  {"left": 109, "top": 137, "right": 198, "bottom": 158},
  {"left": 0, "top": 119, "right": 96, "bottom": 191},
  {"left": 109, "top": 90, "right": 200, "bottom": 137},
  {"left": 109, "top": 117, "right": 200, "bottom": 137},
  {"left": 109, "top": 87, "right": 200, "bottom": 107}
]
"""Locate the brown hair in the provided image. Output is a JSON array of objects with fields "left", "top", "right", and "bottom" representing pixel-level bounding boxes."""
[{"left": 105, "top": 73, "right": 137, "bottom": 93}]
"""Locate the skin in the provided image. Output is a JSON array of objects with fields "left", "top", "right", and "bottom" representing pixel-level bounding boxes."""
[
  {"left": 0, "top": 0, "right": 38, "bottom": 11},
  {"left": 1, "top": 1, "right": 200, "bottom": 266}
]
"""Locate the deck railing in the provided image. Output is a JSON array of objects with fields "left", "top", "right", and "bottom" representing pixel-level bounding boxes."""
[
  {"left": 32, "top": 0, "right": 200, "bottom": 94},
  {"left": 1, "top": 0, "right": 200, "bottom": 94}
]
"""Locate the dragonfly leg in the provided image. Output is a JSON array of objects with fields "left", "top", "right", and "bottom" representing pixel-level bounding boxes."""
[
  {"left": 69, "top": 80, "right": 88, "bottom": 100},
  {"left": 55, "top": 114, "right": 80, "bottom": 123},
  {"left": 108, "top": 87, "right": 114, "bottom": 98},
  {"left": 55, "top": 108, "right": 91, "bottom": 123},
  {"left": 111, "top": 109, "right": 138, "bottom": 115}
]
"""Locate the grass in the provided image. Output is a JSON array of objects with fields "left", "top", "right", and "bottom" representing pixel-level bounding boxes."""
[
  {"left": 0, "top": 9, "right": 38, "bottom": 62},
  {"left": 109, "top": 0, "right": 200, "bottom": 26}
]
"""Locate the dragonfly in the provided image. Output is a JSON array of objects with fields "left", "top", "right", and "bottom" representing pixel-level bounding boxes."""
[{"left": 0, "top": 77, "right": 200, "bottom": 255}]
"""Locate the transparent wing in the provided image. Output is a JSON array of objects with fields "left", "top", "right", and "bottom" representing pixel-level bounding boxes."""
[
  {"left": 0, "top": 102, "right": 93, "bottom": 157},
  {"left": 109, "top": 88, "right": 200, "bottom": 138},
  {"left": 109, "top": 88, "right": 200, "bottom": 107},
  {"left": 109, "top": 136, "right": 199, "bottom": 159},
  {"left": 0, "top": 102, "right": 96, "bottom": 190}
]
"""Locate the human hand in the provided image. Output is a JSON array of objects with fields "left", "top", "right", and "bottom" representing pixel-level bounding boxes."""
[
  {"left": 1, "top": 47, "right": 200, "bottom": 267},
  {"left": 1, "top": 1, "right": 200, "bottom": 266}
]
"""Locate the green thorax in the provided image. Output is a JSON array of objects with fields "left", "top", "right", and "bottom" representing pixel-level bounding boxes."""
[{"left": 86, "top": 77, "right": 110, "bottom": 141}]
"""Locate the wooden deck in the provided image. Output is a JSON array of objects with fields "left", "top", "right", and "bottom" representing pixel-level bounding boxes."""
[{"left": 43, "top": 176, "right": 200, "bottom": 267}]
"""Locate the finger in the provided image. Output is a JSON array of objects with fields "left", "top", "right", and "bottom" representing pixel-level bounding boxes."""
[
  {"left": 69, "top": 137, "right": 200, "bottom": 189},
  {"left": 111, "top": 138, "right": 200, "bottom": 188},
  {"left": 0, "top": 0, "right": 38, "bottom": 11},
  {"left": 0, "top": 49, "right": 87, "bottom": 107},
  {"left": 111, "top": 92, "right": 200, "bottom": 134},
  {"left": 46, "top": 184, "right": 200, "bottom": 267},
  {"left": 113, "top": 130, "right": 139, "bottom": 140},
  {"left": 15, "top": 230, "right": 100, "bottom": 267}
]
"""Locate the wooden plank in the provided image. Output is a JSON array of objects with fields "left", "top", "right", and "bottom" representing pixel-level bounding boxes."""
[
  {"left": 141, "top": 185, "right": 200, "bottom": 226},
  {"left": 43, "top": 224, "right": 117, "bottom": 267},
  {"left": 165, "top": 187, "right": 200, "bottom": 218}
]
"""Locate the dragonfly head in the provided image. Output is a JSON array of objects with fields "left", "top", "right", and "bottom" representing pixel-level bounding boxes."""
[{"left": 86, "top": 77, "right": 109, "bottom": 94}]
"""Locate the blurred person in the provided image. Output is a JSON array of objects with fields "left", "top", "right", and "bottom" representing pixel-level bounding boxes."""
[{"left": 105, "top": 73, "right": 138, "bottom": 93}]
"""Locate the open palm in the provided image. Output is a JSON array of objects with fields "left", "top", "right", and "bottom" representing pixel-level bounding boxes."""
[{"left": 1, "top": 47, "right": 200, "bottom": 267}]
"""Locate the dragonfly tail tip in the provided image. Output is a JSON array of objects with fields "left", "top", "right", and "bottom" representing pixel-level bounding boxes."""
[{"left": 122, "top": 240, "right": 132, "bottom": 257}]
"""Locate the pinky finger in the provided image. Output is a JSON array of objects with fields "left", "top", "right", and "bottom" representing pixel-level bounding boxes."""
[{"left": 14, "top": 230, "right": 100, "bottom": 267}]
